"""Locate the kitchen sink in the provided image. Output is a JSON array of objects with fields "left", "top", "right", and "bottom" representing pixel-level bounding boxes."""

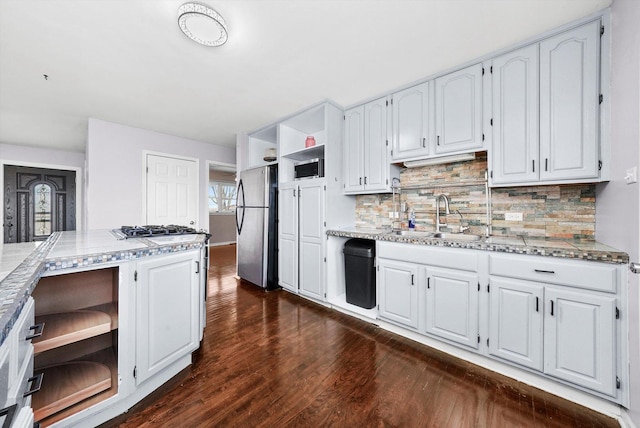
[
  {"left": 431, "top": 232, "right": 483, "bottom": 241},
  {"left": 390, "top": 230, "right": 435, "bottom": 237}
]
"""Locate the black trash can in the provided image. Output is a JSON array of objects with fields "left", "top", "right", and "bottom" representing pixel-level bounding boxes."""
[{"left": 343, "top": 238, "right": 376, "bottom": 309}]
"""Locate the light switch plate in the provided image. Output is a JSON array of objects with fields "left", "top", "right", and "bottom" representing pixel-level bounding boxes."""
[
  {"left": 625, "top": 166, "right": 637, "bottom": 184},
  {"left": 505, "top": 212, "right": 523, "bottom": 221}
]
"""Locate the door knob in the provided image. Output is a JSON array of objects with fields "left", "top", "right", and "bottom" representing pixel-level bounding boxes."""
[
  {"left": 190, "top": 221, "right": 195, "bottom": 225},
  {"left": 630, "top": 262, "right": 640, "bottom": 274}
]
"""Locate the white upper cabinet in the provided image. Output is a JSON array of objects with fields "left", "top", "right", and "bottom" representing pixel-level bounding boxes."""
[
  {"left": 391, "top": 81, "right": 433, "bottom": 161},
  {"left": 539, "top": 20, "right": 600, "bottom": 182},
  {"left": 491, "top": 45, "right": 540, "bottom": 185},
  {"left": 343, "top": 106, "right": 365, "bottom": 193},
  {"left": 435, "top": 63, "right": 484, "bottom": 154},
  {"left": 491, "top": 20, "right": 602, "bottom": 186},
  {"left": 344, "top": 98, "right": 398, "bottom": 194}
]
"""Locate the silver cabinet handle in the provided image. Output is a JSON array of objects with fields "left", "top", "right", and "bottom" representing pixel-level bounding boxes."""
[
  {"left": 26, "top": 323, "right": 45, "bottom": 340},
  {"left": 534, "top": 269, "right": 555, "bottom": 274},
  {"left": 195, "top": 261, "right": 200, "bottom": 274}
]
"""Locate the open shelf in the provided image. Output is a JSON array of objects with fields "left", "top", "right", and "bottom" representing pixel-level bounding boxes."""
[
  {"left": 32, "top": 267, "right": 119, "bottom": 426},
  {"left": 33, "top": 303, "right": 118, "bottom": 354},
  {"left": 36, "top": 348, "right": 118, "bottom": 427},
  {"left": 281, "top": 144, "right": 325, "bottom": 161},
  {"left": 33, "top": 361, "right": 112, "bottom": 421}
]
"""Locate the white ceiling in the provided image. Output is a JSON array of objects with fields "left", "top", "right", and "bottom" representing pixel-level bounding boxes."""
[{"left": 0, "top": 0, "right": 611, "bottom": 153}]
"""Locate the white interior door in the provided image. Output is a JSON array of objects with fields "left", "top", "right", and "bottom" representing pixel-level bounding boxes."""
[{"left": 146, "top": 154, "right": 198, "bottom": 227}]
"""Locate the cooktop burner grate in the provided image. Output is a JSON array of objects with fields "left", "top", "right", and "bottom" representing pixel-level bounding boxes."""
[{"left": 120, "top": 225, "right": 198, "bottom": 238}]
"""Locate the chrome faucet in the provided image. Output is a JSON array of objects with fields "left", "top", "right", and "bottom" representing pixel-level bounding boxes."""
[{"left": 435, "top": 194, "right": 450, "bottom": 232}]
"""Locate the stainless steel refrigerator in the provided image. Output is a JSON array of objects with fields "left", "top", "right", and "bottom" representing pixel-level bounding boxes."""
[{"left": 236, "top": 165, "right": 278, "bottom": 289}]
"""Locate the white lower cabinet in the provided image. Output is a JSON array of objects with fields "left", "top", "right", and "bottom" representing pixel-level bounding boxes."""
[
  {"left": 543, "top": 287, "right": 616, "bottom": 396},
  {"left": 371, "top": 242, "right": 625, "bottom": 403},
  {"left": 489, "top": 278, "right": 543, "bottom": 371},
  {"left": 425, "top": 267, "right": 479, "bottom": 349},
  {"left": 378, "top": 259, "right": 419, "bottom": 329},
  {"left": 136, "top": 250, "right": 200, "bottom": 385},
  {"left": 488, "top": 253, "right": 622, "bottom": 398}
]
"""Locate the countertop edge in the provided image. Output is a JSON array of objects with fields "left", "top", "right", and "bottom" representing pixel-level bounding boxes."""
[
  {"left": 326, "top": 229, "right": 629, "bottom": 265},
  {"left": 0, "top": 232, "right": 207, "bottom": 347}
]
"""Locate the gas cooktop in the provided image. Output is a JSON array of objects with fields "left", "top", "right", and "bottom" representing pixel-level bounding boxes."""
[{"left": 117, "top": 225, "right": 198, "bottom": 238}]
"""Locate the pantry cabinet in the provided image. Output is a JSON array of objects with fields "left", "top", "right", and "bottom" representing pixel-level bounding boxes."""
[
  {"left": 491, "top": 20, "right": 602, "bottom": 186},
  {"left": 377, "top": 259, "right": 419, "bottom": 329},
  {"left": 278, "top": 182, "right": 298, "bottom": 293},
  {"left": 434, "top": 63, "right": 484, "bottom": 155},
  {"left": 135, "top": 250, "right": 200, "bottom": 385},
  {"left": 344, "top": 97, "right": 398, "bottom": 194},
  {"left": 278, "top": 179, "right": 326, "bottom": 301},
  {"left": 298, "top": 180, "right": 326, "bottom": 301}
]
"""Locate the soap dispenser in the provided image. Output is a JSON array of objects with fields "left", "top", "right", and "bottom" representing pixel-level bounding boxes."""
[{"left": 408, "top": 208, "right": 416, "bottom": 229}]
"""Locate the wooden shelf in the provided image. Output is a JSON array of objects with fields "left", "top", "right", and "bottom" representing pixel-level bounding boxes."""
[
  {"left": 33, "top": 303, "right": 118, "bottom": 354},
  {"left": 33, "top": 361, "right": 112, "bottom": 421},
  {"left": 36, "top": 348, "right": 118, "bottom": 427}
]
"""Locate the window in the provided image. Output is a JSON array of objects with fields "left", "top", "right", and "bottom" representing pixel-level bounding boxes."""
[{"left": 209, "top": 181, "right": 236, "bottom": 214}]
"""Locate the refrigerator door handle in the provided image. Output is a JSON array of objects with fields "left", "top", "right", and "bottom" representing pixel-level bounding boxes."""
[{"left": 236, "top": 179, "right": 246, "bottom": 234}]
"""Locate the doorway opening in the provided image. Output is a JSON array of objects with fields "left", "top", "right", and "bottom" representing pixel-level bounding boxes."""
[
  {"left": 207, "top": 161, "right": 236, "bottom": 247},
  {"left": 3, "top": 165, "right": 77, "bottom": 243}
]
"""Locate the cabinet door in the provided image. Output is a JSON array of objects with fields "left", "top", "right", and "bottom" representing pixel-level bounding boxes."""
[
  {"left": 489, "top": 277, "right": 543, "bottom": 371},
  {"left": 544, "top": 287, "right": 616, "bottom": 396},
  {"left": 425, "top": 267, "right": 479, "bottom": 349},
  {"left": 391, "top": 81, "right": 432, "bottom": 160},
  {"left": 491, "top": 45, "right": 540, "bottom": 185},
  {"left": 378, "top": 259, "right": 419, "bottom": 329},
  {"left": 278, "top": 183, "right": 298, "bottom": 292},
  {"left": 343, "top": 106, "right": 365, "bottom": 193},
  {"left": 298, "top": 180, "right": 325, "bottom": 301},
  {"left": 435, "top": 64, "right": 483, "bottom": 154},
  {"left": 136, "top": 250, "right": 199, "bottom": 385},
  {"left": 539, "top": 21, "right": 600, "bottom": 181},
  {"left": 363, "top": 97, "right": 389, "bottom": 192}
]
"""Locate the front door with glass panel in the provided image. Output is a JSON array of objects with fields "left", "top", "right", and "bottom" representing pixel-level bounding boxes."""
[{"left": 3, "top": 165, "right": 76, "bottom": 243}]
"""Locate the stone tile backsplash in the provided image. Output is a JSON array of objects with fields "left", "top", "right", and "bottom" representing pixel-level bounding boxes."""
[{"left": 355, "top": 152, "right": 596, "bottom": 239}]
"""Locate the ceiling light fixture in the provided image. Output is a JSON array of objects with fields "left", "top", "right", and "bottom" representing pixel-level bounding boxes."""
[{"left": 178, "top": 2, "right": 228, "bottom": 47}]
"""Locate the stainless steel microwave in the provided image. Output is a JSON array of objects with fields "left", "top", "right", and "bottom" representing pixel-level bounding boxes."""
[{"left": 294, "top": 158, "right": 324, "bottom": 180}]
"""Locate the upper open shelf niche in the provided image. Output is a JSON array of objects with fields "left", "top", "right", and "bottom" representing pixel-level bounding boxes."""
[
  {"left": 279, "top": 104, "right": 327, "bottom": 159},
  {"left": 247, "top": 124, "right": 278, "bottom": 168}
]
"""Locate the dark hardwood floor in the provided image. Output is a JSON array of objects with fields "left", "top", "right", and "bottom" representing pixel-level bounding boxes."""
[{"left": 105, "top": 244, "right": 619, "bottom": 427}]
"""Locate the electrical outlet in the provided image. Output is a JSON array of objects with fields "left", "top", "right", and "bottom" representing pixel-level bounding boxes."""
[
  {"left": 625, "top": 166, "right": 637, "bottom": 184},
  {"left": 505, "top": 212, "right": 523, "bottom": 221}
]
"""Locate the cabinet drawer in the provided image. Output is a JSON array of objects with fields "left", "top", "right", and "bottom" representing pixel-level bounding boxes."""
[
  {"left": 489, "top": 254, "right": 618, "bottom": 293},
  {"left": 377, "top": 242, "right": 479, "bottom": 272}
]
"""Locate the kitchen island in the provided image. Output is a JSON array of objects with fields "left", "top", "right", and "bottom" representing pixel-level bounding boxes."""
[{"left": 0, "top": 230, "right": 208, "bottom": 427}]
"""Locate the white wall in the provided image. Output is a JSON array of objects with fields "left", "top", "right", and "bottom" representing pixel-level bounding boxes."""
[
  {"left": 596, "top": 0, "right": 640, "bottom": 422},
  {"left": 86, "top": 118, "right": 235, "bottom": 230}
]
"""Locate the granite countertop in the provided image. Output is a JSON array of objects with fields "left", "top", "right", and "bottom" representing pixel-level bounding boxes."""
[
  {"left": 0, "top": 230, "right": 208, "bottom": 347},
  {"left": 327, "top": 227, "right": 629, "bottom": 264}
]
